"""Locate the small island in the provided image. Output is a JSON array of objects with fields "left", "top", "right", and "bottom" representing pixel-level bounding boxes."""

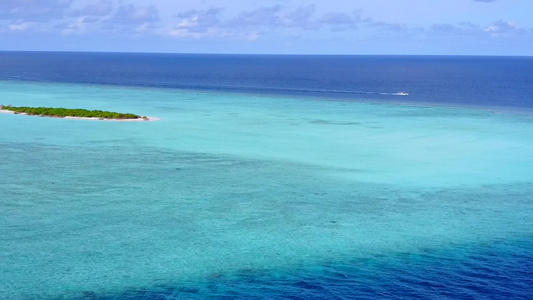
[{"left": 0, "top": 105, "right": 157, "bottom": 121}]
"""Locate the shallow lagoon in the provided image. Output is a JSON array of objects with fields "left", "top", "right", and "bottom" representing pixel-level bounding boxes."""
[{"left": 1, "top": 81, "right": 532, "bottom": 299}]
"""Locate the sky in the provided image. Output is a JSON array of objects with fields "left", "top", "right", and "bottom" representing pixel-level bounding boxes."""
[{"left": 0, "top": 0, "right": 532, "bottom": 55}]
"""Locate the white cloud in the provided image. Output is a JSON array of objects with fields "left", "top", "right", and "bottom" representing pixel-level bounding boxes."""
[
  {"left": 58, "top": 17, "right": 90, "bottom": 35},
  {"left": 0, "top": 0, "right": 72, "bottom": 21},
  {"left": 72, "top": 0, "right": 113, "bottom": 17},
  {"left": 0, "top": 0, "right": 531, "bottom": 55},
  {"left": 8, "top": 21, "right": 34, "bottom": 31},
  {"left": 247, "top": 32, "right": 259, "bottom": 41},
  {"left": 484, "top": 20, "right": 522, "bottom": 37},
  {"left": 320, "top": 12, "right": 355, "bottom": 25},
  {"left": 284, "top": 5, "right": 316, "bottom": 29},
  {"left": 162, "top": 26, "right": 225, "bottom": 39},
  {"left": 174, "top": 8, "right": 222, "bottom": 33},
  {"left": 111, "top": 4, "right": 159, "bottom": 25},
  {"left": 228, "top": 5, "right": 283, "bottom": 28}
]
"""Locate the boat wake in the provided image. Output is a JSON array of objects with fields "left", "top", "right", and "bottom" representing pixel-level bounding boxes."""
[
  {"left": 184, "top": 84, "right": 410, "bottom": 97},
  {"left": 1, "top": 76, "right": 411, "bottom": 98}
]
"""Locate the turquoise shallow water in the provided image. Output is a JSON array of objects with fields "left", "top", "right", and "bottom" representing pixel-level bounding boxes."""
[{"left": 1, "top": 81, "right": 533, "bottom": 299}]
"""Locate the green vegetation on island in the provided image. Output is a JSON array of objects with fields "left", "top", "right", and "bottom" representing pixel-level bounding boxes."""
[{"left": 0, "top": 105, "right": 147, "bottom": 120}]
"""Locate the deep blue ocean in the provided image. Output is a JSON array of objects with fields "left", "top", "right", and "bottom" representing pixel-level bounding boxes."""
[
  {"left": 1, "top": 52, "right": 532, "bottom": 299},
  {"left": 1, "top": 52, "right": 532, "bottom": 110}
]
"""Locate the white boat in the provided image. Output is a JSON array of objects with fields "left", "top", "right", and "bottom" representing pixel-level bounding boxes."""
[{"left": 396, "top": 92, "right": 409, "bottom": 96}]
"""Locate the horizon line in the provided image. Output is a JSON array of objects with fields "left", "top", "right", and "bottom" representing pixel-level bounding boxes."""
[{"left": 0, "top": 50, "right": 531, "bottom": 58}]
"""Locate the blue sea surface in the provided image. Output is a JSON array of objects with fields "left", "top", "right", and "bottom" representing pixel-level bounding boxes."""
[
  {"left": 1, "top": 52, "right": 533, "bottom": 110},
  {"left": 0, "top": 52, "right": 532, "bottom": 299}
]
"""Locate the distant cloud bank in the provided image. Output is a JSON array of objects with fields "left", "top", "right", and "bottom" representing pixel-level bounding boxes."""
[{"left": 0, "top": 0, "right": 531, "bottom": 55}]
